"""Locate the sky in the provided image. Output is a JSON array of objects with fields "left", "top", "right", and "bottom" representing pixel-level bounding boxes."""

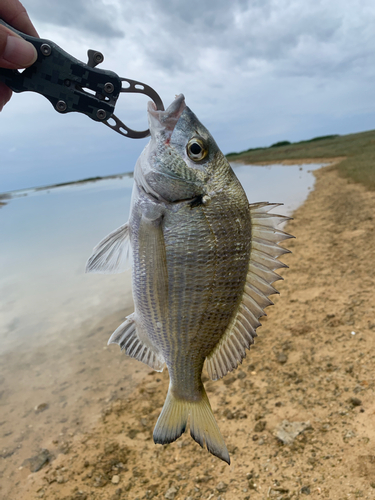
[{"left": 1, "top": 0, "right": 375, "bottom": 192}]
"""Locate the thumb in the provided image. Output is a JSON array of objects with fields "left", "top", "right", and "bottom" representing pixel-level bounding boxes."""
[{"left": 0, "top": 26, "right": 37, "bottom": 69}]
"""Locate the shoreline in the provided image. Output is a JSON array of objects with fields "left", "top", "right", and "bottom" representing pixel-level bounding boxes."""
[
  {"left": 4, "top": 162, "right": 375, "bottom": 499},
  {"left": 0, "top": 172, "right": 133, "bottom": 198},
  {"left": 230, "top": 156, "right": 346, "bottom": 166}
]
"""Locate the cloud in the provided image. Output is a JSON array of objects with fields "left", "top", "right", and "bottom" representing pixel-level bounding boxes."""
[
  {"left": 1, "top": 0, "right": 375, "bottom": 192},
  {"left": 69, "top": 0, "right": 369, "bottom": 80},
  {"left": 27, "top": 0, "right": 375, "bottom": 81},
  {"left": 28, "top": 0, "right": 124, "bottom": 38}
]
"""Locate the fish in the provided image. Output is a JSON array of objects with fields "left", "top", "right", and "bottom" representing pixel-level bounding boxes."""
[{"left": 86, "top": 94, "right": 293, "bottom": 464}]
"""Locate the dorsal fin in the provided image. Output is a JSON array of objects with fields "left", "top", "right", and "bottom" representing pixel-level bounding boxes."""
[
  {"left": 206, "top": 203, "right": 294, "bottom": 381},
  {"left": 86, "top": 223, "right": 131, "bottom": 274}
]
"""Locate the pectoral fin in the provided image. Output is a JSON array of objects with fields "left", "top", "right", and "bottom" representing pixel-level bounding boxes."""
[
  {"left": 86, "top": 223, "right": 131, "bottom": 274},
  {"left": 206, "top": 202, "right": 294, "bottom": 381},
  {"left": 138, "top": 215, "right": 169, "bottom": 312}
]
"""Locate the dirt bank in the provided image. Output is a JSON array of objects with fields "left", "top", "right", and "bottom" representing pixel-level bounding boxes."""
[
  {"left": 10, "top": 165, "right": 375, "bottom": 500},
  {"left": 232, "top": 157, "right": 347, "bottom": 167}
]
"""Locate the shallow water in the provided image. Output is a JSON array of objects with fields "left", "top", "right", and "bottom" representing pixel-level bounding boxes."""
[
  {"left": 0, "top": 163, "right": 323, "bottom": 480},
  {"left": 0, "top": 175, "right": 134, "bottom": 355}
]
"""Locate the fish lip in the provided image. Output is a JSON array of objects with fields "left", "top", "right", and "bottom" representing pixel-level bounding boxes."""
[{"left": 148, "top": 94, "right": 186, "bottom": 137}]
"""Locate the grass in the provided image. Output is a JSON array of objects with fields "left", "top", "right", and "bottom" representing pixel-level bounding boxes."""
[{"left": 226, "top": 129, "right": 375, "bottom": 190}]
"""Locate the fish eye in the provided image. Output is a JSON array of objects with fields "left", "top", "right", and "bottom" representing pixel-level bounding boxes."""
[{"left": 187, "top": 138, "right": 208, "bottom": 162}]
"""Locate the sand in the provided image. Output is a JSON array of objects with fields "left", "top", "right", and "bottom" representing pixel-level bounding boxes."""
[{"left": 5, "top": 164, "right": 375, "bottom": 500}]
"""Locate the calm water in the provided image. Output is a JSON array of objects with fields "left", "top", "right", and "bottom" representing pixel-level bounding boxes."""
[
  {"left": 0, "top": 163, "right": 323, "bottom": 482},
  {"left": 0, "top": 175, "right": 134, "bottom": 355},
  {"left": 0, "top": 163, "right": 322, "bottom": 355}
]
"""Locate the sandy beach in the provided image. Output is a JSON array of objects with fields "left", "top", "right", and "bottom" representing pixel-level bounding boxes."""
[{"left": 4, "top": 163, "right": 375, "bottom": 500}]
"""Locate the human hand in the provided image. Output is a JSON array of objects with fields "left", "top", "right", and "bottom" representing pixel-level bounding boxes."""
[{"left": 0, "top": 0, "right": 39, "bottom": 110}]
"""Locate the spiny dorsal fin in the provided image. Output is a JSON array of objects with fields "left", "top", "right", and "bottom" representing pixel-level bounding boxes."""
[
  {"left": 108, "top": 313, "right": 165, "bottom": 372},
  {"left": 206, "top": 203, "right": 294, "bottom": 381},
  {"left": 86, "top": 223, "right": 131, "bottom": 274}
]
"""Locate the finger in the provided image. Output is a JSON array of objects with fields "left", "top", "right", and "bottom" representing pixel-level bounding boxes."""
[
  {"left": 1, "top": 0, "right": 39, "bottom": 37},
  {"left": 0, "top": 25, "right": 37, "bottom": 69},
  {"left": 0, "top": 81, "right": 12, "bottom": 111}
]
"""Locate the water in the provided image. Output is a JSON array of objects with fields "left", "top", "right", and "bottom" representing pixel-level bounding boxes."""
[
  {"left": 0, "top": 163, "right": 323, "bottom": 482},
  {"left": 0, "top": 175, "right": 134, "bottom": 355}
]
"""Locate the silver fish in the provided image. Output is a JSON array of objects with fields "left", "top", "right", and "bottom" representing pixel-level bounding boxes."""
[{"left": 86, "top": 94, "right": 292, "bottom": 463}]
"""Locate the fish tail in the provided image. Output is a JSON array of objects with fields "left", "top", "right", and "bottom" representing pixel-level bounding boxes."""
[{"left": 153, "top": 384, "right": 230, "bottom": 464}]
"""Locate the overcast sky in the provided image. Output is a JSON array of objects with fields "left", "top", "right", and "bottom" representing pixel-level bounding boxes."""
[{"left": 1, "top": 0, "right": 375, "bottom": 192}]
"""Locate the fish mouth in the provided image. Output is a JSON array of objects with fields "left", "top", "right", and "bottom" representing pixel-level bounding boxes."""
[{"left": 148, "top": 94, "right": 186, "bottom": 138}]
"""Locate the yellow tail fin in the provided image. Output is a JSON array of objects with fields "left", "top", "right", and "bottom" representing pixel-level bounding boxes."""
[{"left": 153, "top": 384, "right": 230, "bottom": 464}]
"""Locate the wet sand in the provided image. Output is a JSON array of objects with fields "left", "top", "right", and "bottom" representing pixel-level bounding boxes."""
[
  {"left": 0, "top": 306, "right": 150, "bottom": 499},
  {"left": 3, "top": 163, "right": 375, "bottom": 499}
]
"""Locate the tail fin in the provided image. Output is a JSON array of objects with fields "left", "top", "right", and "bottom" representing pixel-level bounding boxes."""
[{"left": 153, "top": 384, "right": 230, "bottom": 464}]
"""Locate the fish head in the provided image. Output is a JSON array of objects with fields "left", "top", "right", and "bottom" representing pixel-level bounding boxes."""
[{"left": 134, "top": 94, "right": 227, "bottom": 203}]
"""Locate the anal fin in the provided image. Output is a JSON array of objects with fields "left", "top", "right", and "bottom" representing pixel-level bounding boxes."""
[{"left": 108, "top": 313, "right": 165, "bottom": 372}]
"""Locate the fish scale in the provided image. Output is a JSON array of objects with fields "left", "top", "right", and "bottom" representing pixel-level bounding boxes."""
[
  {"left": 163, "top": 195, "right": 251, "bottom": 400},
  {"left": 86, "top": 94, "right": 293, "bottom": 464}
]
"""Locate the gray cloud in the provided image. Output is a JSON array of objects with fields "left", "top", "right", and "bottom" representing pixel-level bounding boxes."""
[
  {"left": 27, "top": 0, "right": 375, "bottom": 79},
  {"left": 1, "top": 0, "right": 375, "bottom": 192},
  {"left": 113, "top": 0, "right": 375, "bottom": 80},
  {"left": 28, "top": 0, "right": 124, "bottom": 38}
]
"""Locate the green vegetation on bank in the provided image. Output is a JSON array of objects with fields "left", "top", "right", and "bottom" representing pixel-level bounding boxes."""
[{"left": 226, "top": 130, "right": 375, "bottom": 190}]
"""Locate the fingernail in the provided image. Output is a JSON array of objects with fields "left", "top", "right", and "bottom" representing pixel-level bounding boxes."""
[{"left": 3, "top": 35, "right": 38, "bottom": 68}]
